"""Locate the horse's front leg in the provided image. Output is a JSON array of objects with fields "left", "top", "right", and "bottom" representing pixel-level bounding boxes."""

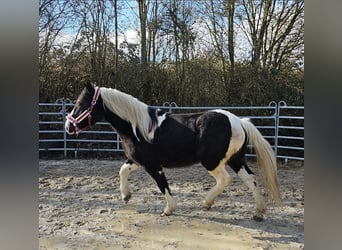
[
  {"left": 145, "top": 167, "right": 177, "bottom": 216},
  {"left": 119, "top": 160, "right": 140, "bottom": 203}
]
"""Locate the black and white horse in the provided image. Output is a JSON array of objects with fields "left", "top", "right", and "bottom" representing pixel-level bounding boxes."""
[{"left": 65, "top": 83, "right": 281, "bottom": 221}]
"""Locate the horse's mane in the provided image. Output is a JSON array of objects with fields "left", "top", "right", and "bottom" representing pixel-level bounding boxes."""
[{"left": 100, "top": 87, "right": 155, "bottom": 142}]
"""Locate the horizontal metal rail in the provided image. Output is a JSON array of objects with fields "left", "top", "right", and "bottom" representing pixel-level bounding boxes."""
[{"left": 39, "top": 100, "right": 304, "bottom": 162}]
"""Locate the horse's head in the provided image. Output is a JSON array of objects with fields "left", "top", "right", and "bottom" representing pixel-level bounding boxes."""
[{"left": 65, "top": 82, "right": 103, "bottom": 135}]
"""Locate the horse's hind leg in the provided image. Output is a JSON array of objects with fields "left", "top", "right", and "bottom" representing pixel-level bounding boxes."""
[
  {"left": 144, "top": 166, "right": 177, "bottom": 216},
  {"left": 119, "top": 160, "right": 140, "bottom": 203},
  {"left": 202, "top": 159, "right": 232, "bottom": 211},
  {"left": 228, "top": 157, "right": 266, "bottom": 221}
]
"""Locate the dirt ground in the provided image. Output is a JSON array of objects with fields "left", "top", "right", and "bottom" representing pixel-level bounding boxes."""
[{"left": 39, "top": 159, "right": 304, "bottom": 250}]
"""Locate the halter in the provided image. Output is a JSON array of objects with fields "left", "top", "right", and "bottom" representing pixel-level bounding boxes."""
[{"left": 66, "top": 87, "right": 101, "bottom": 134}]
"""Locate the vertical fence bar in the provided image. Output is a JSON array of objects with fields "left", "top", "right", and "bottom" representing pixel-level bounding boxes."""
[
  {"left": 275, "top": 102, "right": 279, "bottom": 157},
  {"left": 275, "top": 101, "right": 288, "bottom": 158},
  {"left": 268, "top": 101, "right": 278, "bottom": 156},
  {"left": 56, "top": 98, "right": 68, "bottom": 158},
  {"left": 116, "top": 134, "right": 120, "bottom": 151}
]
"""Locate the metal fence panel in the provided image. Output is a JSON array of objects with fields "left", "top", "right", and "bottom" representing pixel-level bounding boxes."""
[
  {"left": 158, "top": 102, "right": 278, "bottom": 159},
  {"left": 39, "top": 100, "right": 303, "bottom": 161},
  {"left": 275, "top": 101, "right": 304, "bottom": 161}
]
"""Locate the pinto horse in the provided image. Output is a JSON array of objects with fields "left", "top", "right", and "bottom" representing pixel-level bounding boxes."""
[{"left": 65, "top": 83, "right": 281, "bottom": 221}]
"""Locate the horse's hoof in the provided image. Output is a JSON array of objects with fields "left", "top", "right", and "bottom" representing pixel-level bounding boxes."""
[
  {"left": 160, "top": 211, "right": 171, "bottom": 217},
  {"left": 202, "top": 200, "right": 213, "bottom": 211},
  {"left": 202, "top": 206, "right": 211, "bottom": 211},
  {"left": 253, "top": 215, "right": 264, "bottom": 221},
  {"left": 122, "top": 193, "right": 131, "bottom": 204}
]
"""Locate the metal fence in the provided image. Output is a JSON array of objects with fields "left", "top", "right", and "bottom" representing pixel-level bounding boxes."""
[{"left": 39, "top": 100, "right": 304, "bottom": 162}]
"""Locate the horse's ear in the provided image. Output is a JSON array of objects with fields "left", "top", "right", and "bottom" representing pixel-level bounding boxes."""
[{"left": 85, "top": 82, "right": 95, "bottom": 92}]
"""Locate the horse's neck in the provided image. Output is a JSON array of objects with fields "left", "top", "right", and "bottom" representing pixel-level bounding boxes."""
[
  {"left": 100, "top": 87, "right": 152, "bottom": 142},
  {"left": 103, "top": 104, "right": 139, "bottom": 141}
]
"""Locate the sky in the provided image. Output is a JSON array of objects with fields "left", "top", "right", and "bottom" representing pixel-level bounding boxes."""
[
  {"left": 43, "top": 0, "right": 297, "bottom": 62},
  {"left": 40, "top": 0, "right": 303, "bottom": 67},
  {"left": 48, "top": 1, "right": 142, "bottom": 48},
  {"left": 50, "top": 16, "right": 249, "bottom": 62}
]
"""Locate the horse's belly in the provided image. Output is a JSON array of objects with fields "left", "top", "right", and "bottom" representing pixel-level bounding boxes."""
[
  {"left": 162, "top": 159, "right": 200, "bottom": 168},
  {"left": 159, "top": 148, "right": 199, "bottom": 168}
]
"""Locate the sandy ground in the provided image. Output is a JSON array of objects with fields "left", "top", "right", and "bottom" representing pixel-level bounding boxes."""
[{"left": 39, "top": 159, "right": 304, "bottom": 250}]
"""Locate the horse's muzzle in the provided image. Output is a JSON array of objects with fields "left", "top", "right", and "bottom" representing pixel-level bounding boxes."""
[{"left": 65, "top": 119, "right": 76, "bottom": 135}]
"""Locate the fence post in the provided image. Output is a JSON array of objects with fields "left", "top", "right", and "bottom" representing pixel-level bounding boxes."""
[
  {"left": 275, "top": 101, "right": 288, "bottom": 160},
  {"left": 267, "top": 101, "right": 278, "bottom": 157},
  {"left": 56, "top": 98, "right": 67, "bottom": 158},
  {"left": 56, "top": 98, "right": 73, "bottom": 158},
  {"left": 116, "top": 134, "right": 120, "bottom": 152}
]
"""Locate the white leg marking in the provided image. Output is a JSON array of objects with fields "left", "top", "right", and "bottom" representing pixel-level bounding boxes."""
[
  {"left": 203, "top": 160, "right": 232, "bottom": 210},
  {"left": 119, "top": 162, "right": 140, "bottom": 203},
  {"left": 162, "top": 189, "right": 177, "bottom": 216},
  {"left": 237, "top": 167, "right": 266, "bottom": 218}
]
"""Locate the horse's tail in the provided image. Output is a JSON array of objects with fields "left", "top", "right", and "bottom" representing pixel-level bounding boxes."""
[{"left": 240, "top": 118, "right": 282, "bottom": 204}]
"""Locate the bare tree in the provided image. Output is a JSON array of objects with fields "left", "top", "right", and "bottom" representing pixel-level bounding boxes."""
[
  {"left": 226, "top": 0, "right": 235, "bottom": 82},
  {"left": 138, "top": 0, "right": 148, "bottom": 66},
  {"left": 240, "top": 0, "right": 274, "bottom": 69},
  {"left": 265, "top": 0, "right": 304, "bottom": 70},
  {"left": 237, "top": 0, "right": 304, "bottom": 71},
  {"left": 39, "top": 0, "right": 69, "bottom": 70},
  {"left": 111, "top": 0, "right": 119, "bottom": 73},
  {"left": 39, "top": 0, "right": 74, "bottom": 100},
  {"left": 74, "top": 0, "right": 114, "bottom": 83},
  {"left": 39, "top": 0, "right": 304, "bottom": 105},
  {"left": 200, "top": 0, "right": 229, "bottom": 85},
  {"left": 147, "top": 0, "right": 160, "bottom": 64}
]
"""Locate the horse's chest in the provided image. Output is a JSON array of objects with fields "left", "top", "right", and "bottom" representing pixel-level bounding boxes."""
[
  {"left": 120, "top": 136, "right": 136, "bottom": 160},
  {"left": 120, "top": 136, "right": 157, "bottom": 166}
]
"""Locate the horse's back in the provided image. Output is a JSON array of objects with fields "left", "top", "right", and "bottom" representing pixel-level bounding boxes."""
[{"left": 153, "top": 113, "right": 201, "bottom": 167}]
